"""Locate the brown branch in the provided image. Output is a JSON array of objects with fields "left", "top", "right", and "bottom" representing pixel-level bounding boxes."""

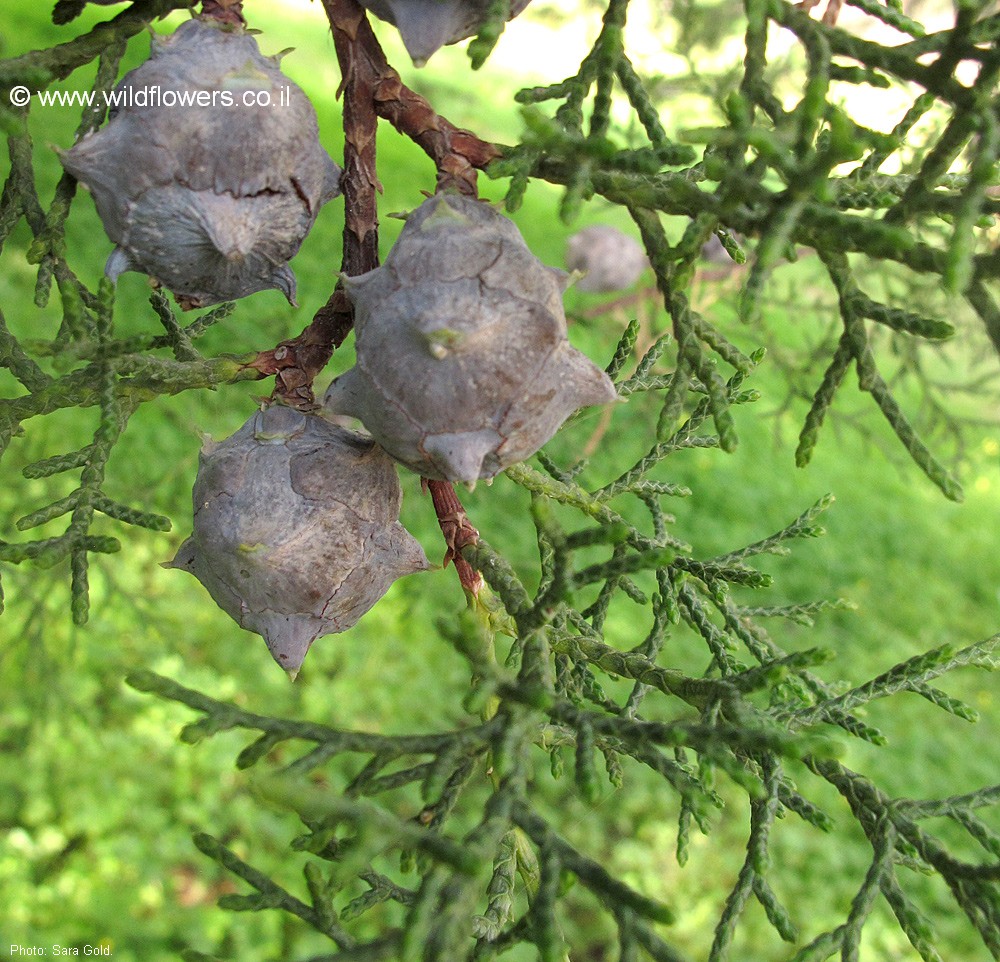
[
  {"left": 372, "top": 79, "right": 500, "bottom": 196},
  {"left": 327, "top": 0, "right": 383, "bottom": 279},
  {"left": 426, "top": 480, "right": 483, "bottom": 596},
  {"left": 321, "top": 0, "right": 500, "bottom": 195},
  {"left": 247, "top": 0, "right": 381, "bottom": 406}
]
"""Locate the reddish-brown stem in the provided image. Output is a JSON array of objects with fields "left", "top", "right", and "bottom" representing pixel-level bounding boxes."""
[
  {"left": 371, "top": 75, "right": 501, "bottom": 196},
  {"left": 321, "top": 0, "right": 500, "bottom": 196},
  {"left": 246, "top": 0, "right": 379, "bottom": 405},
  {"left": 326, "top": 0, "right": 383, "bottom": 279},
  {"left": 426, "top": 480, "right": 484, "bottom": 596}
]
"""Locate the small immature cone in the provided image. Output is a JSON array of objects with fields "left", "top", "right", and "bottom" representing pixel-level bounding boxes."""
[
  {"left": 60, "top": 18, "right": 342, "bottom": 309},
  {"left": 565, "top": 225, "right": 649, "bottom": 293},
  {"left": 359, "top": 0, "right": 533, "bottom": 65},
  {"left": 166, "top": 406, "right": 429, "bottom": 675},
  {"left": 324, "top": 193, "right": 618, "bottom": 483}
]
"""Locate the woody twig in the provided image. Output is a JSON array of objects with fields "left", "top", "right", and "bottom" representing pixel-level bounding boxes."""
[
  {"left": 322, "top": 0, "right": 500, "bottom": 195},
  {"left": 426, "top": 480, "right": 484, "bottom": 596}
]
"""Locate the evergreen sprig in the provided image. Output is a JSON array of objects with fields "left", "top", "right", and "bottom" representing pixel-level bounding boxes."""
[
  {"left": 489, "top": 0, "right": 1000, "bottom": 489},
  {"left": 3, "top": 1, "right": 1000, "bottom": 959},
  {"left": 127, "top": 332, "right": 999, "bottom": 959}
]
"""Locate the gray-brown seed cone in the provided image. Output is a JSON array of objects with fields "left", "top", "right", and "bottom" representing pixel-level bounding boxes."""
[
  {"left": 60, "top": 18, "right": 342, "bottom": 309},
  {"left": 166, "top": 406, "right": 429, "bottom": 674},
  {"left": 324, "top": 194, "right": 618, "bottom": 482}
]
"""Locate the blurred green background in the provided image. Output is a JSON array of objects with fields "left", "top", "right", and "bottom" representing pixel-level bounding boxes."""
[{"left": 1, "top": 1, "right": 999, "bottom": 959}]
